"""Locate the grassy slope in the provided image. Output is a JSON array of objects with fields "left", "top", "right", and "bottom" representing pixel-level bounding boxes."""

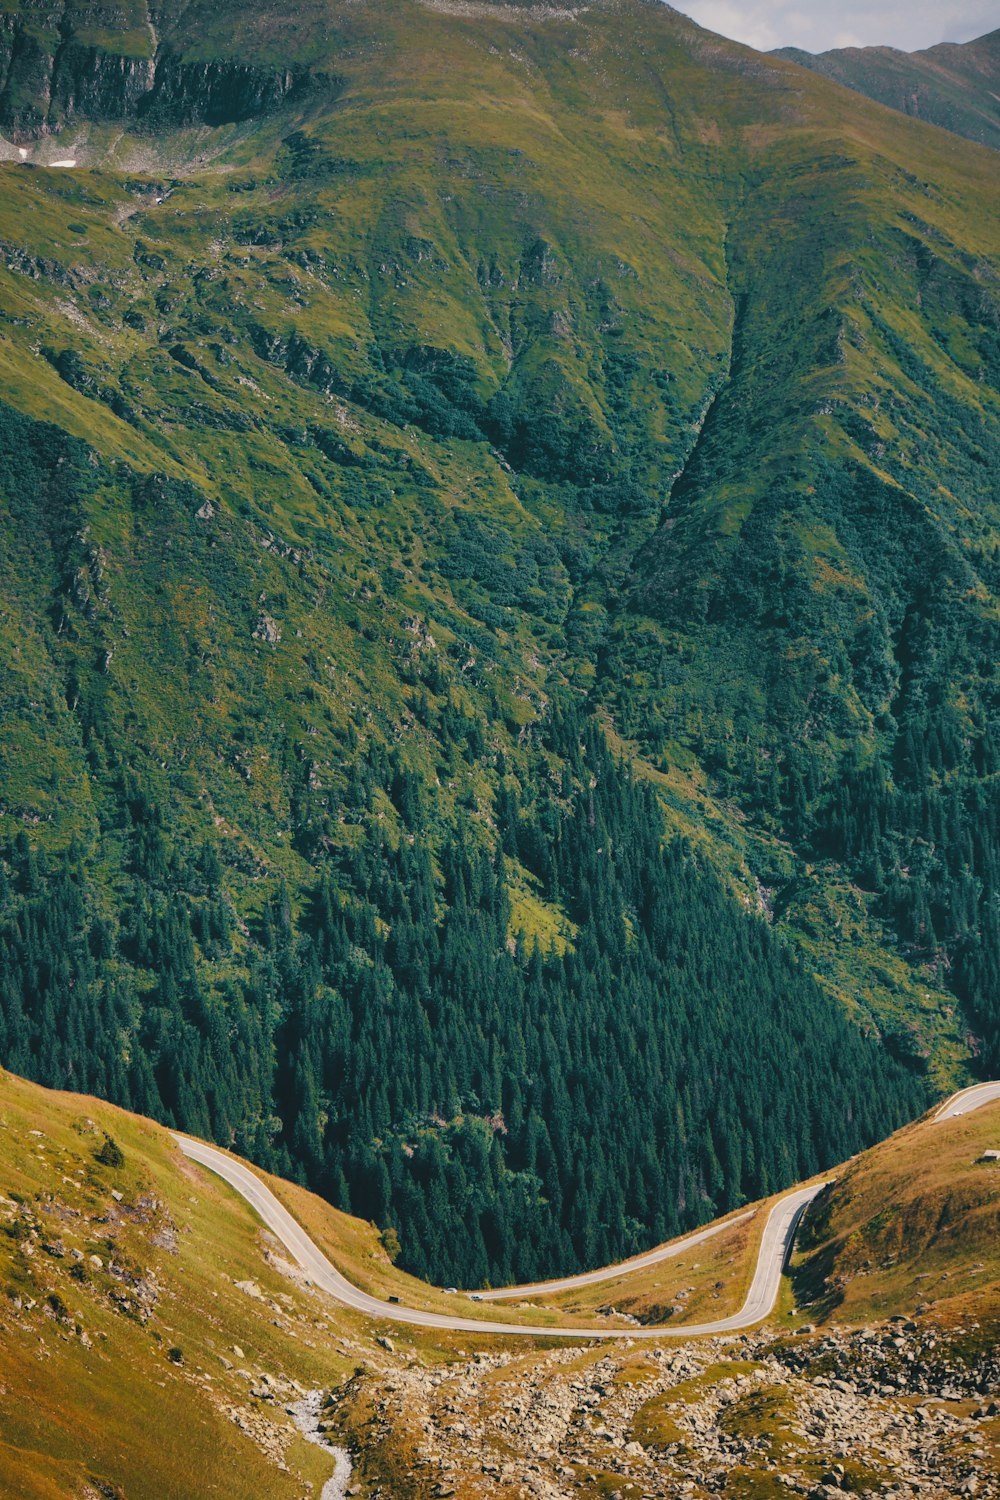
[
  {"left": 2, "top": 1067, "right": 998, "bottom": 1497},
  {"left": 0, "top": 1066, "right": 356, "bottom": 1500},
  {"left": 0, "top": 1064, "right": 632, "bottom": 1499},
  {"left": 774, "top": 28, "right": 1000, "bottom": 153},
  {"left": 792, "top": 1096, "right": 1000, "bottom": 1328},
  {"left": 1, "top": 0, "right": 998, "bottom": 1083}
]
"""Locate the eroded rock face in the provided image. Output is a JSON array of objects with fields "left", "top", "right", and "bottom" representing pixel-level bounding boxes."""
[{"left": 0, "top": 11, "right": 321, "bottom": 139}]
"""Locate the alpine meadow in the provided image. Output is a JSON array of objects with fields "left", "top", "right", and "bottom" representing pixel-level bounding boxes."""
[{"left": 1, "top": 0, "right": 999, "bottom": 1300}]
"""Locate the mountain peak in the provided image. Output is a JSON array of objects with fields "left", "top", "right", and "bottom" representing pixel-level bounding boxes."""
[{"left": 773, "top": 25, "right": 1000, "bottom": 150}]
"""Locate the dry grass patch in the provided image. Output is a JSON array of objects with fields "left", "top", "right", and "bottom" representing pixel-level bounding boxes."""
[{"left": 791, "top": 1100, "right": 1000, "bottom": 1326}]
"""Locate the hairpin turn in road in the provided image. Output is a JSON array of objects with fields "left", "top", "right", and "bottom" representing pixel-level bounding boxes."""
[{"left": 174, "top": 1082, "right": 998, "bottom": 1343}]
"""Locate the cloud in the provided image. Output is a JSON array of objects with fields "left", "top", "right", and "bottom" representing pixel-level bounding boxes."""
[
  {"left": 673, "top": 1, "right": 999, "bottom": 54},
  {"left": 676, "top": 2, "right": 781, "bottom": 50}
]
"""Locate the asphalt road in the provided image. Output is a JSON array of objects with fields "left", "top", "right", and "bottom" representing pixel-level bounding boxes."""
[
  {"left": 173, "top": 1081, "right": 998, "bottom": 1343},
  {"left": 175, "top": 1136, "right": 824, "bottom": 1340},
  {"left": 933, "top": 1081, "right": 1000, "bottom": 1121}
]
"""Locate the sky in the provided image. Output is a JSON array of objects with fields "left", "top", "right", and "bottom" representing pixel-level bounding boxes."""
[{"left": 670, "top": 1, "right": 999, "bottom": 54}]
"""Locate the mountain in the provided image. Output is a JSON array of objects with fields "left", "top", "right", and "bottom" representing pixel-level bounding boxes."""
[
  {"left": 2, "top": 1066, "right": 998, "bottom": 1499},
  {"left": 0, "top": 1069, "right": 365, "bottom": 1500},
  {"left": 774, "top": 28, "right": 1000, "bottom": 152},
  {"left": 1, "top": 0, "right": 1000, "bottom": 1286}
]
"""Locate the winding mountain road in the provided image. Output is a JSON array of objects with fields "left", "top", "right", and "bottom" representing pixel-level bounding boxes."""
[
  {"left": 174, "top": 1083, "right": 998, "bottom": 1343},
  {"left": 933, "top": 1081, "right": 1000, "bottom": 1122},
  {"left": 474, "top": 1209, "right": 755, "bottom": 1302}
]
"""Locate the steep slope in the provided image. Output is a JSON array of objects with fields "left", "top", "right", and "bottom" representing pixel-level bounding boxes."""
[
  {"left": 0, "top": 1066, "right": 386, "bottom": 1500},
  {"left": 0, "top": 0, "right": 334, "bottom": 139},
  {"left": 774, "top": 28, "right": 1000, "bottom": 152},
  {"left": 2, "top": 1068, "right": 998, "bottom": 1499},
  {"left": 792, "top": 1089, "right": 1000, "bottom": 1329},
  {"left": 1, "top": 0, "right": 999, "bottom": 1282}
]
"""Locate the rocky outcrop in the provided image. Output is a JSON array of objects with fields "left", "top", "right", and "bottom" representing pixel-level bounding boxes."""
[
  {"left": 0, "top": 11, "right": 323, "bottom": 139},
  {"left": 341, "top": 1324, "right": 999, "bottom": 1499}
]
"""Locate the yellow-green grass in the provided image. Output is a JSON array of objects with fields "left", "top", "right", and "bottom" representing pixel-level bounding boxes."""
[
  {"left": 0, "top": 1065, "right": 818, "bottom": 1391},
  {"left": 0, "top": 1070, "right": 362, "bottom": 1499},
  {"left": 632, "top": 1358, "right": 767, "bottom": 1448},
  {"left": 0, "top": 1067, "right": 818, "bottom": 1500},
  {"left": 507, "top": 875, "right": 576, "bottom": 953},
  {"left": 791, "top": 1097, "right": 1000, "bottom": 1327},
  {"left": 517, "top": 1202, "right": 772, "bottom": 1327},
  {"left": 250, "top": 1141, "right": 793, "bottom": 1338},
  {"left": 3, "top": 1067, "right": 1000, "bottom": 1498},
  {"left": 633, "top": 1363, "right": 892, "bottom": 1496},
  {"left": 0, "top": 1067, "right": 658, "bottom": 1397}
]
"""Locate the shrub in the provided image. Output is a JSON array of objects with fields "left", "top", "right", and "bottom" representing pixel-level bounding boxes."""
[
  {"left": 95, "top": 1134, "right": 125, "bottom": 1169},
  {"left": 379, "top": 1225, "right": 402, "bottom": 1262}
]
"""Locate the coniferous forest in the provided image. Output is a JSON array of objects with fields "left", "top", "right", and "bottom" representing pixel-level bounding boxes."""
[
  {"left": 1, "top": 705, "right": 926, "bottom": 1285},
  {"left": 1, "top": 0, "right": 999, "bottom": 1291}
]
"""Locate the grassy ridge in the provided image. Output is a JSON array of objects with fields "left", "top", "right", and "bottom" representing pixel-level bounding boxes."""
[
  {"left": 774, "top": 29, "right": 1000, "bottom": 153},
  {"left": 1, "top": 1068, "right": 998, "bottom": 1497},
  {"left": 0, "top": 1067, "right": 355, "bottom": 1500},
  {"left": 793, "top": 1100, "right": 1000, "bottom": 1327}
]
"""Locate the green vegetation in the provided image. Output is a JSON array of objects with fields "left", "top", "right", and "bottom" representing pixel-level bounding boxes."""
[
  {"left": 0, "top": 704, "right": 924, "bottom": 1285},
  {"left": 633, "top": 1359, "right": 764, "bottom": 1448},
  {"left": 0, "top": 1068, "right": 997, "bottom": 1500},
  {"left": 0, "top": 0, "right": 999, "bottom": 1286},
  {"left": 0, "top": 1068, "right": 358, "bottom": 1500},
  {"left": 534, "top": 1202, "right": 768, "bottom": 1327},
  {"left": 775, "top": 29, "right": 1000, "bottom": 153},
  {"left": 95, "top": 1132, "right": 125, "bottom": 1168}
]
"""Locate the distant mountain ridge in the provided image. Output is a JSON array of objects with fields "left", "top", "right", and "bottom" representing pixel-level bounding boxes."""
[{"left": 774, "top": 27, "right": 1000, "bottom": 151}]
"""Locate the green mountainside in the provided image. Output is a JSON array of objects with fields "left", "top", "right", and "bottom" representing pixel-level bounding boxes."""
[
  {"left": 1, "top": 0, "right": 999, "bottom": 1283},
  {"left": 774, "top": 28, "right": 1000, "bottom": 152},
  {"left": 1, "top": 1068, "right": 998, "bottom": 1500}
]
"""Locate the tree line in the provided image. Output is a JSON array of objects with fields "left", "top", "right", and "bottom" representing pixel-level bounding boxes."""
[{"left": 0, "top": 704, "right": 927, "bottom": 1286}]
